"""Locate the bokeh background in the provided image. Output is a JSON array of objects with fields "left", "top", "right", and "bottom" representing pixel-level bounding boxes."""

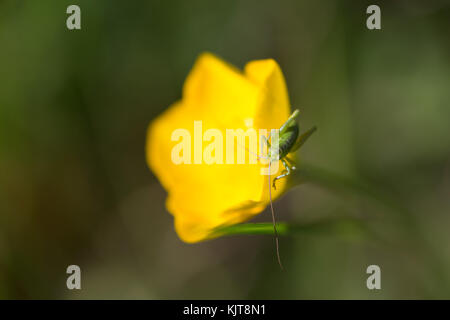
[{"left": 1, "top": 0, "right": 450, "bottom": 299}]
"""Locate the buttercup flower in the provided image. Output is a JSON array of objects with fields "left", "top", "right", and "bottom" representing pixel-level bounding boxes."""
[{"left": 146, "top": 53, "right": 295, "bottom": 243}]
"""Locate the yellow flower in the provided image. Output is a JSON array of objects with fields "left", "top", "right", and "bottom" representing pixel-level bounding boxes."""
[{"left": 146, "top": 52, "right": 294, "bottom": 243}]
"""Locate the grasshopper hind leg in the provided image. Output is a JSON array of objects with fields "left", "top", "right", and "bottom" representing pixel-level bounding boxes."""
[{"left": 272, "top": 159, "right": 293, "bottom": 190}]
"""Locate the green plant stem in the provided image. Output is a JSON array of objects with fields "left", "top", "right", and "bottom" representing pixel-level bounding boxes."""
[{"left": 215, "top": 219, "right": 368, "bottom": 240}]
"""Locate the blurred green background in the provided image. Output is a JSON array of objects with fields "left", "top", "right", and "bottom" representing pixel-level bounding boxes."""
[{"left": 0, "top": 0, "right": 450, "bottom": 299}]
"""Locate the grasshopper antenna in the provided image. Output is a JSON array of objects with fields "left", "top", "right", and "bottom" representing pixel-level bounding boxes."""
[
  {"left": 269, "top": 160, "right": 283, "bottom": 270},
  {"left": 238, "top": 132, "right": 282, "bottom": 269}
]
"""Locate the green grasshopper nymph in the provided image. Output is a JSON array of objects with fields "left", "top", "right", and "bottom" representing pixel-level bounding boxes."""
[
  {"left": 260, "top": 109, "right": 317, "bottom": 269},
  {"left": 264, "top": 109, "right": 317, "bottom": 189}
]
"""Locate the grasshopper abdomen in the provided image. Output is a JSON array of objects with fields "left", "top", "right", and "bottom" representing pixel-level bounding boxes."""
[{"left": 277, "top": 123, "right": 299, "bottom": 159}]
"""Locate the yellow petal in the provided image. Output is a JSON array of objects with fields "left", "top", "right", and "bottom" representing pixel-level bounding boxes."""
[
  {"left": 147, "top": 53, "right": 294, "bottom": 243},
  {"left": 244, "top": 58, "right": 291, "bottom": 130},
  {"left": 183, "top": 53, "right": 261, "bottom": 126}
]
